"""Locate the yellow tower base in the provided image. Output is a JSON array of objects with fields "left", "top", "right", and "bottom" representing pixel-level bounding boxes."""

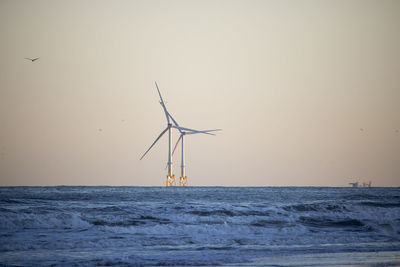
[
  {"left": 179, "top": 176, "right": 188, "bottom": 186},
  {"left": 166, "top": 175, "right": 176, "bottom": 187}
]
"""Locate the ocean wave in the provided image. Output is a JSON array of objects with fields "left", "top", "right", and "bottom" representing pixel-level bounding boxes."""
[
  {"left": 360, "top": 202, "right": 400, "bottom": 208},
  {"left": 0, "top": 198, "right": 25, "bottom": 204},
  {"left": 250, "top": 219, "right": 289, "bottom": 227},
  {"left": 88, "top": 215, "right": 171, "bottom": 227},
  {"left": 1, "top": 202, "right": 398, "bottom": 240},
  {"left": 0, "top": 212, "right": 90, "bottom": 230},
  {"left": 283, "top": 203, "right": 350, "bottom": 212},
  {"left": 299, "top": 216, "right": 365, "bottom": 229},
  {"left": 188, "top": 209, "right": 236, "bottom": 217}
]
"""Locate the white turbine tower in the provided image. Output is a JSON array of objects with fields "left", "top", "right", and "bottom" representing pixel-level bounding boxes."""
[
  {"left": 172, "top": 127, "right": 221, "bottom": 186},
  {"left": 140, "top": 82, "right": 218, "bottom": 186}
]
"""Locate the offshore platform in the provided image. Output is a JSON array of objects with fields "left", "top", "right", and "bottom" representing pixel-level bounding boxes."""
[{"left": 349, "top": 181, "right": 372, "bottom": 187}]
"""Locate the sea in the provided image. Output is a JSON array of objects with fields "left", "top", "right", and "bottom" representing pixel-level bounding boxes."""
[{"left": 0, "top": 186, "right": 399, "bottom": 266}]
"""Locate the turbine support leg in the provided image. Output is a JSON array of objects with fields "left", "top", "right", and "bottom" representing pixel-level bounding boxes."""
[
  {"left": 166, "top": 168, "right": 176, "bottom": 187},
  {"left": 179, "top": 176, "right": 188, "bottom": 186}
]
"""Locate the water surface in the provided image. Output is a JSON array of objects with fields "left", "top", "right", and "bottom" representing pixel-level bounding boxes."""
[{"left": 1, "top": 186, "right": 399, "bottom": 266}]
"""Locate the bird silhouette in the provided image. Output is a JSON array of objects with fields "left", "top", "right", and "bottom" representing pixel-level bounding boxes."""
[{"left": 25, "top": 57, "right": 40, "bottom": 62}]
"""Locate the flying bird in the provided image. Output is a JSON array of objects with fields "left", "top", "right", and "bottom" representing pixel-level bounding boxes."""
[{"left": 25, "top": 57, "right": 40, "bottom": 62}]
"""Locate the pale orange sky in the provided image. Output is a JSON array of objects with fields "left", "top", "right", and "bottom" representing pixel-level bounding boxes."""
[{"left": 0, "top": 0, "right": 399, "bottom": 186}]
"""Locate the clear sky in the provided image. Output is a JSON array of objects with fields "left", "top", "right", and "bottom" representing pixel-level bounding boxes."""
[{"left": 0, "top": 0, "right": 399, "bottom": 186}]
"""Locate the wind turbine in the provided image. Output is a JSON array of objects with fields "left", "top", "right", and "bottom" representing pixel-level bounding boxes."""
[
  {"left": 140, "top": 82, "right": 214, "bottom": 186},
  {"left": 172, "top": 127, "right": 221, "bottom": 186}
]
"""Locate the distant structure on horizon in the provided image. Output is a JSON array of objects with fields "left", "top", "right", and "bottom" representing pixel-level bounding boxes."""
[{"left": 349, "top": 181, "right": 372, "bottom": 188}]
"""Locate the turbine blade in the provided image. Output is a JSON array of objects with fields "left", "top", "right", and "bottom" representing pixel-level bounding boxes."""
[
  {"left": 140, "top": 127, "right": 169, "bottom": 160},
  {"left": 172, "top": 135, "right": 183, "bottom": 156},
  {"left": 155, "top": 82, "right": 170, "bottom": 124},
  {"left": 160, "top": 103, "right": 170, "bottom": 124},
  {"left": 196, "top": 129, "right": 222, "bottom": 133},
  {"left": 172, "top": 126, "right": 221, "bottom": 135},
  {"left": 168, "top": 113, "right": 181, "bottom": 129},
  {"left": 155, "top": 81, "right": 165, "bottom": 103},
  {"left": 186, "top": 131, "right": 215, "bottom": 136},
  {"left": 185, "top": 130, "right": 220, "bottom": 135},
  {"left": 172, "top": 125, "right": 200, "bottom": 132}
]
